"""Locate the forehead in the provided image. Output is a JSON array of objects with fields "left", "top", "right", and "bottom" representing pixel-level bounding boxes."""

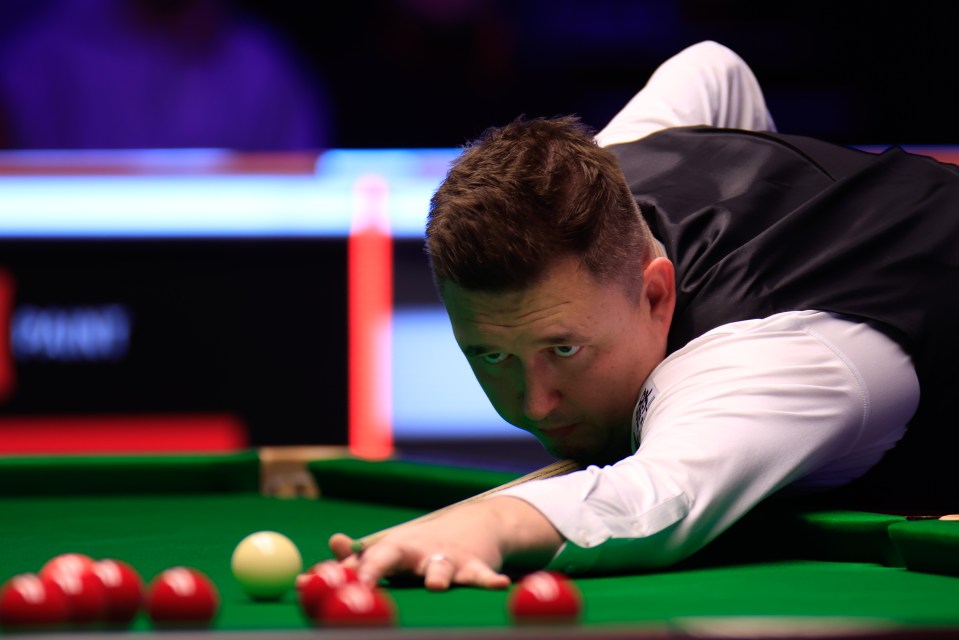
[
  {"left": 441, "top": 258, "right": 610, "bottom": 336},
  {"left": 444, "top": 286, "right": 569, "bottom": 328}
]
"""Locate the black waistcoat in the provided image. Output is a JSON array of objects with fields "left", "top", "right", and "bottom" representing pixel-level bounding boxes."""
[{"left": 609, "top": 127, "right": 959, "bottom": 508}]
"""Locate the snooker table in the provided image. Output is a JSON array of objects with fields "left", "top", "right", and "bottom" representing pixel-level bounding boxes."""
[{"left": 2, "top": 451, "right": 959, "bottom": 639}]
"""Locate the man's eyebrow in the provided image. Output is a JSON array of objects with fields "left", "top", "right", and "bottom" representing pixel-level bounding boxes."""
[{"left": 536, "top": 332, "right": 588, "bottom": 346}]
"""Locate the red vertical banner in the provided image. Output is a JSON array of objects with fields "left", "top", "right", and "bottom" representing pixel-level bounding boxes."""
[
  {"left": 0, "top": 268, "right": 14, "bottom": 402},
  {"left": 348, "top": 175, "right": 393, "bottom": 459}
]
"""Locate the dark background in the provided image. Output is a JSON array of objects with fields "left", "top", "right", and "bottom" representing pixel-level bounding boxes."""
[
  {"left": 266, "top": 0, "right": 959, "bottom": 148},
  {"left": 2, "top": 0, "right": 958, "bottom": 151},
  {"left": 0, "top": 240, "right": 349, "bottom": 446}
]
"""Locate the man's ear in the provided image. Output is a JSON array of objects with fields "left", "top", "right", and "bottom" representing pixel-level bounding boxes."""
[{"left": 642, "top": 257, "right": 676, "bottom": 336}]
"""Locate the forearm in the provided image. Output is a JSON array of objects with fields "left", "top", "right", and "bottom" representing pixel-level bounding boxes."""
[
  {"left": 329, "top": 494, "right": 564, "bottom": 590},
  {"left": 483, "top": 496, "right": 564, "bottom": 569}
]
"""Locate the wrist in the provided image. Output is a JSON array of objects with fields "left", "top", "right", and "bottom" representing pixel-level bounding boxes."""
[{"left": 484, "top": 496, "right": 564, "bottom": 567}]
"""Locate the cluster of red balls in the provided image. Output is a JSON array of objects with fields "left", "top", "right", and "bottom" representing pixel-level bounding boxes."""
[
  {"left": 0, "top": 553, "right": 219, "bottom": 632},
  {"left": 295, "top": 560, "right": 396, "bottom": 627},
  {"left": 2, "top": 552, "right": 582, "bottom": 631}
]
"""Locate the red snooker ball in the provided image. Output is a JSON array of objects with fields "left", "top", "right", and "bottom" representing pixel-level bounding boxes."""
[
  {"left": 318, "top": 583, "right": 396, "bottom": 628},
  {"left": 297, "top": 561, "right": 360, "bottom": 620},
  {"left": 41, "top": 567, "right": 108, "bottom": 624},
  {"left": 0, "top": 573, "right": 71, "bottom": 631},
  {"left": 146, "top": 567, "right": 219, "bottom": 628},
  {"left": 508, "top": 571, "right": 582, "bottom": 625},
  {"left": 91, "top": 559, "right": 144, "bottom": 625},
  {"left": 39, "top": 553, "right": 96, "bottom": 580},
  {"left": 298, "top": 560, "right": 359, "bottom": 589}
]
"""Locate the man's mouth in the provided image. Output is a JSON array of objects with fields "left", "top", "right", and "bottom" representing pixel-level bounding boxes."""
[{"left": 538, "top": 423, "right": 581, "bottom": 439}]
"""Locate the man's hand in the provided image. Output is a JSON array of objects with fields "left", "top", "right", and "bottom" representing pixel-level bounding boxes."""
[{"left": 329, "top": 496, "right": 564, "bottom": 591}]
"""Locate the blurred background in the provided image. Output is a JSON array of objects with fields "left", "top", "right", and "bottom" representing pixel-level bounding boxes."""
[
  {"left": 2, "top": 0, "right": 958, "bottom": 150},
  {"left": 0, "top": 0, "right": 956, "bottom": 470}
]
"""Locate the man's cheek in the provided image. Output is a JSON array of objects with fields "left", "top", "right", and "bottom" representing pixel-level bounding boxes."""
[{"left": 475, "top": 377, "right": 521, "bottom": 426}]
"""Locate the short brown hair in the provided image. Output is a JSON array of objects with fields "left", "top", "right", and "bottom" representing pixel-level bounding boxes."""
[{"left": 426, "top": 115, "right": 655, "bottom": 294}]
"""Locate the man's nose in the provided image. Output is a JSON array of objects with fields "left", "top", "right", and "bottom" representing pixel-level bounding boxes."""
[{"left": 521, "top": 364, "right": 560, "bottom": 422}]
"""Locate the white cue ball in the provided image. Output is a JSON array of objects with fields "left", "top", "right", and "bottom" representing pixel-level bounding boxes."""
[{"left": 231, "top": 531, "right": 303, "bottom": 600}]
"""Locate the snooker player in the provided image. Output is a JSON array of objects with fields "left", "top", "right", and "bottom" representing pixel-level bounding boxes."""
[{"left": 329, "top": 41, "right": 959, "bottom": 590}]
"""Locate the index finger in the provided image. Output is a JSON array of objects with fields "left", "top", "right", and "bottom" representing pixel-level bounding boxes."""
[
  {"left": 354, "top": 542, "right": 414, "bottom": 587},
  {"left": 328, "top": 533, "right": 357, "bottom": 561}
]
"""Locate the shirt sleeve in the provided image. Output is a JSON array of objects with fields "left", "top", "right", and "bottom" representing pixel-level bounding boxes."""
[
  {"left": 498, "top": 311, "right": 918, "bottom": 575},
  {"left": 594, "top": 40, "right": 776, "bottom": 147}
]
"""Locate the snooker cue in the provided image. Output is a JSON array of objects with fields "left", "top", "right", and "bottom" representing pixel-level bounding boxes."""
[{"left": 350, "top": 458, "right": 582, "bottom": 553}]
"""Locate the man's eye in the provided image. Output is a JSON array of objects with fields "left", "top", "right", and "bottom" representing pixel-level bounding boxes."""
[
  {"left": 481, "top": 352, "right": 510, "bottom": 364},
  {"left": 552, "top": 345, "right": 582, "bottom": 358}
]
